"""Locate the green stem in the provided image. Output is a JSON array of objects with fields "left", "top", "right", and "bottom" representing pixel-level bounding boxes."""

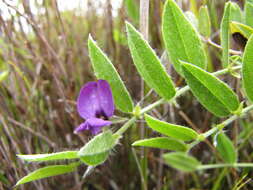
[
  {"left": 212, "top": 65, "right": 241, "bottom": 76},
  {"left": 115, "top": 65, "right": 242, "bottom": 137},
  {"left": 140, "top": 98, "right": 166, "bottom": 114},
  {"left": 189, "top": 103, "right": 253, "bottom": 149},
  {"left": 132, "top": 148, "right": 147, "bottom": 190},
  {"left": 198, "top": 163, "right": 253, "bottom": 170},
  {"left": 115, "top": 117, "right": 137, "bottom": 136}
]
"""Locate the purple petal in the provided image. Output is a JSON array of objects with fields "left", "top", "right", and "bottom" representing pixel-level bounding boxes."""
[
  {"left": 97, "top": 80, "right": 114, "bottom": 118},
  {"left": 77, "top": 82, "right": 101, "bottom": 119},
  {"left": 87, "top": 118, "right": 112, "bottom": 134},
  {"left": 74, "top": 118, "right": 112, "bottom": 135},
  {"left": 74, "top": 121, "right": 90, "bottom": 134}
]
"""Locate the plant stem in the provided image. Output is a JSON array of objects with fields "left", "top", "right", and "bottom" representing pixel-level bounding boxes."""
[
  {"left": 139, "top": 0, "right": 150, "bottom": 189},
  {"left": 115, "top": 117, "right": 137, "bottom": 136},
  {"left": 189, "top": 103, "right": 253, "bottom": 149},
  {"left": 132, "top": 148, "right": 147, "bottom": 190},
  {"left": 198, "top": 163, "right": 253, "bottom": 170},
  {"left": 140, "top": 98, "right": 166, "bottom": 114},
  {"left": 203, "top": 37, "right": 242, "bottom": 55},
  {"left": 115, "top": 65, "right": 242, "bottom": 137},
  {"left": 212, "top": 65, "right": 241, "bottom": 76}
]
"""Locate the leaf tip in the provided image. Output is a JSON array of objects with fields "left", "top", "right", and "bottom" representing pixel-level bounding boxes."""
[
  {"left": 131, "top": 140, "right": 141, "bottom": 146},
  {"left": 125, "top": 21, "right": 133, "bottom": 32},
  {"left": 144, "top": 113, "right": 151, "bottom": 121},
  {"left": 88, "top": 34, "right": 96, "bottom": 46},
  {"left": 16, "top": 154, "right": 25, "bottom": 160}
]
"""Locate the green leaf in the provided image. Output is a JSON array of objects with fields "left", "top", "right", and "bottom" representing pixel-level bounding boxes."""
[
  {"left": 185, "top": 11, "right": 198, "bottom": 30},
  {"left": 0, "top": 70, "right": 9, "bottom": 82},
  {"left": 17, "top": 151, "right": 79, "bottom": 162},
  {"left": 245, "top": 2, "right": 253, "bottom": 28},
  {"left": 163, "top": 152, "right": 201, "bottom": 172},
  {"left": 88, "top": 35, "right": 134, "bottom": 113},
  {"left": 230, "top": 2, "right": 242, "bottom": 22},
  {"left": 78, "top": 131, "right": 119, "bottom": 166},
  {"left": 216, "top": 132, "right": 237, "bottom": 163},
  {"left": 16, "top": 162, "right": 79, "bottom": 186},
  {"left": 124, "top": 0, "right": 139, "bottom": 24},
  {"left": 126, "top": 22, "right": 176, "bottom": 100},
  {"left": 198, "top": 5, "right": 211, "bottom": 38},
  {"left": 242, "top": 34, "right": 253, "bottom": 102},
  {"left": 207, "top": 0, "right": 219, "bottom": 30},
  {"left": 145, "top": 114, "right": 198, "bottom": 141},
  {"left": 132, "top": 137, "right": 187, "bottom": 151},
  {"left": 230, "top": 21, "right": 253, "bottom": 39},
  {"left": 181, "top": 61, "right": 239, "bottom": 117},
  {"left": 220, "top": 2, "right": 231, "bottom": 68},
  {"left": 162, "top": 0, "right": 207, "bottom": 75}
]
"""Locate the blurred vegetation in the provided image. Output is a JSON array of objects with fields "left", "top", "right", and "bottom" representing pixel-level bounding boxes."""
[{"left": 0, "top": 0, "right": 253, "bottom": 189}]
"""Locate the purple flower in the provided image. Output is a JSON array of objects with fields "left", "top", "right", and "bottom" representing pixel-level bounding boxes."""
[{"left": 74, "top": 80, "right": 115, "bottom": 135}]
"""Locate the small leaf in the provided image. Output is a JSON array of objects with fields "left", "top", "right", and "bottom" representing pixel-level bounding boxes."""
[
  {"left": 185, "top": 11, "right": 198, "bottom": 30},
  {"left": 124, "top": 0, "right": 139, "bottom": 24},
  {"left": 230, "top": 21, "right": 253, "bottom": 39},
  {"left": 181, "top": 61, "right": 239, "bottom": 117},
  {"left": 220, "top": 2, "right": 231, "bottom": 68},
  {"left": 78, "top": 131, "right": 119, "bottom": 166},
  {"left": 208, "top": 0, "right": 219, "bottom": 30},
  {"left": 242, "top": 34, "right": 253, "bottom": 102},
  {"left": 216, "top": 132, "right": 237, "bottom": 163},
  {"left": 245, "top": 2, "right": 253, "bottom": 28},
  {"left": 162, "top": 0, "right": 207, "bottom": 75},
  {"left": 230, "top": 2, "right": 242, "bottom": 22},
  {"left": 126, "top": 22, "right": 176, "bottom": 100},
  {"left": 198, "top": 5, "right": 211, "bottom": 38},
  {"left": 17, "top": 151, "right": 79, "bottom": 162},
  {"left": 163, "top": 152, "right": 201, "bottom": 172},
  {"left": 16, "top": 162, "right": 79, "bottom": 186},
  {"left": 88, "top": 35, "right": 134, "bottom": 113},
  {"left": 132, "top": 137, "right": 187, "bottom": 151},
  {"left": 145, "top": 114, "right": 198, "bottom": 141},
  {"left": 0, "top": 70, "right": 9, "bottom": 82}
]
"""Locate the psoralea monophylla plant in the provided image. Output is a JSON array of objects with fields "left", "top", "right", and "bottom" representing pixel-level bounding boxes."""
[{"left": 15, "top": 0, "right": 253, "bottom": 188}]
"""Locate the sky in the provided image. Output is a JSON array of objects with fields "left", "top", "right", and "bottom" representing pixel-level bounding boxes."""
[
  {"left": 0, "top": 0, "right": 123, "bottom": 18},
  {"left": 0, "top": 0, "right": 123, "bottom": 32}
]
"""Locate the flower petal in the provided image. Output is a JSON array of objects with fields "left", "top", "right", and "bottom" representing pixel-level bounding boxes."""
[
  {"left": 74, "top": 118, "right": 111, "bottom": 134},
  {"left": 77, "top": 82, "right": 100, "bottom": 119},
  {"left": 74, "top": 121, "right": 90, "bottom": 134},
  {"left": 87, "top": 118, "right": 112, "bottom": 135},
  {"left": 97, "top": 80, "right": 115, "bottom": 118}
]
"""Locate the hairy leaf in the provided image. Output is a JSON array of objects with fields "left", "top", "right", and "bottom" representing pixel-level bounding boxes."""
[
  {"left": 132, "top": 137, "right": 187, "bottom": 151},
  {"left": 242, "top": 34, "right": 253, "bottom": 102},
  {"left": 124, "top": 0, "right": 139, "bottom": 24},
  {"left": 220, "top": 2, "right": 231, "bottom": 67},
  {"left": 78, "top": 131, "right": 119, "bottom": 166},
  {"left": 126, "top": 22, "right": 176, "bottom": 100},
  {"left": 216, "top": 132, "right": 237, "bottom": 163},
  {"left": 181, "top": 61, "right": 239, "bottom": 117},
  {"left": 17, "top": 151, "right": 79, "bottom": 162},
  {"left": 88, "top": 36, "right": 134, "bottom": 113},
  {"left": 145, "top": 114, "right": 198, "bottom": 141},
  {"left": 162, "top": 0, "right": 206, "bottom": 75},
  {"left": 230, "top": 2, "right": 242, "bottom": 22},
  {"left": 198, "top": 5, "right": 211, "bottom": 38},
  {"left": 163, "top": 152, "right": 200, "bottom": 172},
  {"left": 16, "top": 162, "right": 79, "bottom": 186},
  {"left": 245, "top": 2, "right": 253, "bottom": 28}
]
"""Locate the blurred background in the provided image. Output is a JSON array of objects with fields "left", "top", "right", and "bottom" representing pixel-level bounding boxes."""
[{"left": 0, "top": 0, "right": 252, "bottom": 189}]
